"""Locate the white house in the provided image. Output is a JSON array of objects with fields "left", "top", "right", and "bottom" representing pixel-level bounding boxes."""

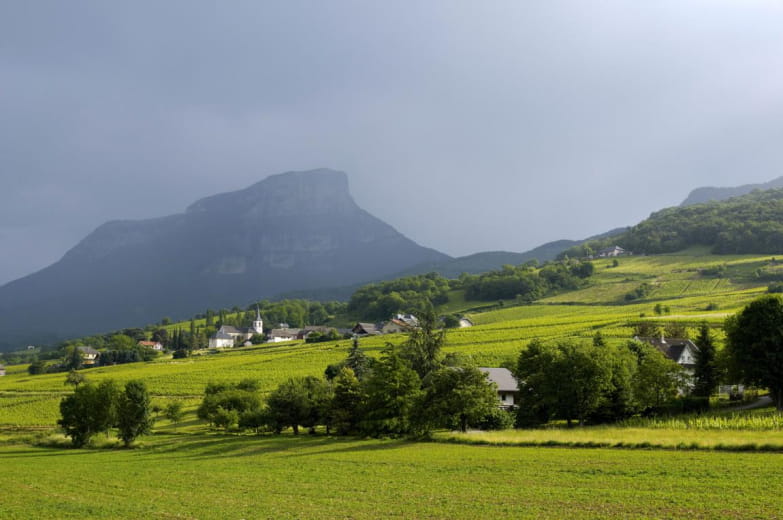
[
  {"left": 597, "top": 245, "right": 627, "bottom": 257},
  {"left": 634, "top": 336, "right": 699, "bottom": 373},
  {"left": 0, "top": 364, "right": 6, "bottom": 377},
  {"left": 267, "top": 328, "right": 300, "bottom": 343},
  {"left": 76, "top": 346, "right": 100, "bottom": 366},
  {"left": 458, "top": 317, "right": 474, "bottom": 328},
  {"left": 138, "top": 340, "right": 164, "bottom": 351},
  {"left": 479, "top": 367, "right": 519, "bottom": 409}
]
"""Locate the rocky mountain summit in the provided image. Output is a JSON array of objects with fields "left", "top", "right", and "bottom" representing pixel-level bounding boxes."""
[{"left": 0, "top": 169, "right": 449, "bottom": 348}]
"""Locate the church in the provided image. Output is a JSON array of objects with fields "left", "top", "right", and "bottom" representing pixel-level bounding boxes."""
[{"left": 208, "top": 308, "right": 264, "bottom": 348}]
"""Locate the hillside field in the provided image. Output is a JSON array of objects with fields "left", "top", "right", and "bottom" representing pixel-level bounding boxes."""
[{"left": 0, "top": 251, "right": 775, "bottom": 427}]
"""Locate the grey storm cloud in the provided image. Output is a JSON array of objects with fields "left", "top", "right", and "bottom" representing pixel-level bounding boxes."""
[{"left": 2, "top": 0, "right": 783, "bottom": 284}]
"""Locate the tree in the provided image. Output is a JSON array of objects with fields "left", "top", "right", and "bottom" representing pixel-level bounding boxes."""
[
  {"left": 725, "top": 295, "right": 783, "bottom": 410},
  {"left": 28, "top": 359, "right": 46, "bottom": 375},
  {"left": 164, "top": 401, "right": 185, "bottom": 431},
  {"left": 360, "top": 345, "right": 421, "bottom": 436},
  {"left": 64, "top": 370, "right": 88, "bottom": 387},
  {"left": 515, "top": 340, "right": 615, "bottom": 427},
  {"left": 693, "top": 322, "right": 718, "bottom": 399},
  {"left": 116, "top": 380, "right": 154, "bottom": 447},
  {"left": 402, "top": 308, "right": 445, "bottom": 379},
  {"left": 266, "top": 378, "right": 313, "bottom": 434},
  {"left": 552, "top": 341, "right": 613, "bottom": 426},
  {"left": 417, "top": 365, "right": 498, "bottom": 433},
  {"left": 330, "top": 367, "right": 365, "bottom": 435},
  {"left": 197, "top": 381, "right": 262, "bottom": 429},
  {"left": 58, "top": 379, "right": 120, "bottom": 447},
  {"left": 632, "top": 343, "right": 683, "bottom": 411}
]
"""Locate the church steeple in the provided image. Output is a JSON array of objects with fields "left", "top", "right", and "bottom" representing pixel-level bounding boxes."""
[{"left": 252, "top": 305, "right": 264, "bottom": 334}]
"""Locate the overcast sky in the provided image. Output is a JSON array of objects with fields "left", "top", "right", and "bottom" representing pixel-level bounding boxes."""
[{"left": 3, "top": 1, "right": 783, "bottom": 285}]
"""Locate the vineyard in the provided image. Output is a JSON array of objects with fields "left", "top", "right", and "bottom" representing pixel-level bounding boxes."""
[{"left": 0, "top": 251, "right": 778, "bottom": 428}]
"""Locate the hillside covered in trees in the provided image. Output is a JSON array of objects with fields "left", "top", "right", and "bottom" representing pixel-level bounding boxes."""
[{"left": 561, "top": 188, "right": 783, "bottom": 258}]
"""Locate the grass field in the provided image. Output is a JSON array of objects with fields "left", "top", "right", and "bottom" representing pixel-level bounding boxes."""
[{"left": 1, "top": 433, "right": 782, "bottom": 519}]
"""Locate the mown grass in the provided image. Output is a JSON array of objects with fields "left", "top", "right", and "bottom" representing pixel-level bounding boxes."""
[{"left": 1, "top": 433, "right": 783, "bottom": 519}]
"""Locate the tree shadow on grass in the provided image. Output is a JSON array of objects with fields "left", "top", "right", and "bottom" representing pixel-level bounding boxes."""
[{"left": 156, "top": 434, "right": 412, "bottom": 461}]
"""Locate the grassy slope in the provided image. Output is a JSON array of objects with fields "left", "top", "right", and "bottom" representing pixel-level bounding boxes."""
[{"left": 1, "top": 435, "right": 782, "bottom": 519}]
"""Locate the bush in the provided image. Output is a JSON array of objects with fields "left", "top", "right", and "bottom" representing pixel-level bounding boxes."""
[{"left": 474, "top": 408, "right": 514, "bottom": 430}]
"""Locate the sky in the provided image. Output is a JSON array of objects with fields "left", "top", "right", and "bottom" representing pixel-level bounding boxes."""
[{"left": 3, "top": 1, "right": 783, "bottom": 285}]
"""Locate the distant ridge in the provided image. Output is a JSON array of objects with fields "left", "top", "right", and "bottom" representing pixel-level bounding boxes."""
[
  {"left": 681, "top": 176, "right": 783, "bottom": 206},
  {"left": 394, "top": 228, "right": 630, "bottom": 279}
]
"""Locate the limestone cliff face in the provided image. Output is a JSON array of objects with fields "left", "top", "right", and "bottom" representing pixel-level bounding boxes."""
[{"left": 0, "top": 169, "right": 450, "bottom": 348}]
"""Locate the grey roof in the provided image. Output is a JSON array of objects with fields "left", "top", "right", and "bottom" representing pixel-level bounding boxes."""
[
  {"left": 635, "top": 336, "right": 698, "bottom": 366},
  {"left": 76, "top": 346, "right": 100, "bottom": 356},
  {"left": 213, "top": 330, "right": 234, "bottom": 340},
  {"left": 269, "top": 328, "right": 300, "bottom": 338},
  {"left": 353, "top": 322, "right": 380, "bottom": 334},
  {"left": 479, "top": 367, "right": 519, "bottom": 392}
]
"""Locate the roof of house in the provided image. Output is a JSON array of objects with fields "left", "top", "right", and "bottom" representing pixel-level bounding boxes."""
[
  {"left": 76, "top": 346, "right": 100, "bottom": 356},
  {"left": 269, "top": 328, "right": 300, "bottom": 338},
  {"left": 353, "top": 322, "right": 380, "bottom": 334},
  {"left": 138, "top": 341, "right": 161, "bottom": 347},
  {"left": 213, "top": 330, "right": 234, "bottom": 340},
  {"left": 219, "top": 325, "right": 249, "bottom": 335},
  {"left": 635, "top": 336, "right": 698, "bottom": 365},
  {"left": 479, "top": 367, "right": 519, "bottom": 392},
  {"left": 385, "top": 319, "right": 414, "bottom": 329}
]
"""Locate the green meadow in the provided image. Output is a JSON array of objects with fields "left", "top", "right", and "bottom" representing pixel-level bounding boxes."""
[{"left": 2, "top": 434, "right": 783, "bottom": 519}]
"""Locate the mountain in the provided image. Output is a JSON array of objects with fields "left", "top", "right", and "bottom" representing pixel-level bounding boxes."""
[
  {"left": 0, "top": 169, "right": 449, "bottom": 349},
  {"left": 681, "top": 176, "right": 783, "bottom": 206},
  {"left": 565, "top": 188, "right": 783, "bottom": 257}
]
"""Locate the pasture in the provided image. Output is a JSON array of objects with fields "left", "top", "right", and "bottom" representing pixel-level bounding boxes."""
[{"left": 1, "top": 434, "right": 782, "bottom": 519}]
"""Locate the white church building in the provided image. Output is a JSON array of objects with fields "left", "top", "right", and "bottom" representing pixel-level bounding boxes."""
[{"left": 208, "top": 308, "right": 264, "bottom": 348}]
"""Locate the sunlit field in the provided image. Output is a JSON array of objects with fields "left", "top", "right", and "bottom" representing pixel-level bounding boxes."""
[{"left": 2, "top": 434, "right": 783, "bottom": 519}]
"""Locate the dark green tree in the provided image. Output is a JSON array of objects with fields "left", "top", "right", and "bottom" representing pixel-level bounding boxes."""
[
  {"left": 631, "top": 343, "right": 683, "bottom": 411},
  {"left": 164, "top": 401, "right": 185, "bottom": 431},
  {"left": 266, "top": 378, "right": 312, "bottom": 434},
  {"left": 693, "top": 322, "right": 718, "bottom": 399},
  {"left": 360, "top": 345, "right": 421, "bottom": 436},
  {"left": 64, "top": 370, "right": 88, "bottom": 387},
  {"left": 58, "top": 379, "right": 120, "bottom": 447},
  {"left": 725, "top": 295, "right": 783, "bottom": 410},
  {"left": 417, "top": 365, "right": 498, "bottom": 433},
  {"left": 330, "top": 367, "right": 365, "bottom": 435},
  {"left": 116, "top": 380, "right": 154, "bottom": 447},
  {"left": 402, "top": 308, "right": 445, "bottom": 379}
]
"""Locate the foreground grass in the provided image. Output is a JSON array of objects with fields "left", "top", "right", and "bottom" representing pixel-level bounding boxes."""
[{"left": 1, "top": 433, "right": 782, "bottom": 519}]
